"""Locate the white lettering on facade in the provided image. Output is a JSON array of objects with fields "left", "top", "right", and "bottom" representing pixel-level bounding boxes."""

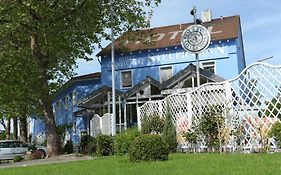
[
  {"left": 155, "top": 33, "right": 166, "bottom": 41},
  {"left": 169, "top": 31, "right": 183, "bottom": 40}
]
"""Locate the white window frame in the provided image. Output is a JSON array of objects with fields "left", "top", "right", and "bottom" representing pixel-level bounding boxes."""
[
  {"left": 201, "top": 61, "right": 216, "bottom": 74},
  {"left": 120, "top": 70, "right": 133, "bottom": 89},
  {"left": 159, "top": 65, "right": 173, "bottom": 83}
]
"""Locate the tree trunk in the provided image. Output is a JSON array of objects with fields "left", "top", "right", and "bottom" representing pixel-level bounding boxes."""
[
  {"left": 13, "top": 117, "right": 18, "bottom": 140},
  {"left": 5, "top": 119, "right": 11, "bottom": 140},
  {"left": 19, "top": 117, "right": 28, "bottom": 142},
  {"left": 30, "top": 34, "right": 62, "bottom": 156}
]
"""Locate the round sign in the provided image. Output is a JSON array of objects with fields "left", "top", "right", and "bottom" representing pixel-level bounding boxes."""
[{"left": 181, "top": 25, "right": 211, "bottom": 54}]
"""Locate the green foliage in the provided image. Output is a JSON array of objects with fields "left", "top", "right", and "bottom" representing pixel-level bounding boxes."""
[
  {"left": 129, "top": 134, "right": 169, "bottom": 162},
  {"left": 0, "top": 130, "right": 5, "bottom": 140},
  {"left": 63, "top": 140, "right": 74, "bottom": 154},
  {"left": 199, "top": 105, "right": 225, "bottom": 150},
  {"left": 183, "top": 129, "right": 199, "bottom": 146},
  {"left": 96, "top": 135, "right": 114, "bottom": 156},
  {"left": 269, "top": 122, "right": 281, "bottom": 148},
  {"left": 57, "top": 124, "right": 72, "bottom": 144},
  {"left": 13, "top": 156, "right": 23, "bottom": 162},
  {"left": 162, "top": 107, "right": 177, "bottom": 152},
  {"left": 80, "top": 135, "right": 95, "bottom": 155},
  {"left": 114, "top": 127, "right": 140, "bottom": 156},
  {"left": 141, "top": 115, "right": 165, "bottom": 134}
]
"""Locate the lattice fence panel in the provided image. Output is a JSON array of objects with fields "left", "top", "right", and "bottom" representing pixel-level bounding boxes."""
[
  {"left": 90, "top": 113, "right": 112, "bottom": 137},
  {"left": 90, "top": 114, "right": 101, "bottom": 138},
  {"left": 138, "top": 63, "right": 281, "bottom": 151}
]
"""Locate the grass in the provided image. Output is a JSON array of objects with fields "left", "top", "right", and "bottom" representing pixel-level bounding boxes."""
[{"left": 1, "top": 153, "right": 281, "bottom": 175}]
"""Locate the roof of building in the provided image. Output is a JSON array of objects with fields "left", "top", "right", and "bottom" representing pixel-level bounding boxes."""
[
  {"left": 51, "top": 72, "right": 101, "bottom": 100},
  {"left": 72, "top": 72, "right": 101, "bottom": 81},
  {"left": 78, "top": 85, "right": 123, "bottom": 107},
  {"left": 160, "top": 64, "right": 225, "bottom": 90},
  {"left": 98, "top": 15, "right": 240, "bottom": 56}
]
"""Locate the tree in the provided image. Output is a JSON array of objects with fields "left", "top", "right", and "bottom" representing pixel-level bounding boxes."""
[
  {"left": 0, "top": 0, "right": 160, "bottom": 156},
  {"left": 162, "top": 105, "right": 177, "bottom": 152},
  {"left": 0, "top": 46, "right": 42, "bottom": 142}
]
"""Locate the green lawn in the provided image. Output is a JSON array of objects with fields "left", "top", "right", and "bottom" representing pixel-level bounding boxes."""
[{"left": 1, "top": 153, "right": 281, "bottom": 175}]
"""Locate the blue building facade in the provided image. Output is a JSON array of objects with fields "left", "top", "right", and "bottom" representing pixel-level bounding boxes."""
[
  {"left": 99, "top": 15, "right": 245, "bottom": 91},
  {"left": 31, "top": 15, "right": 246, "bottom": 142},
  {"left": 31, "top": 73, "right": 102, "bottom": 143}
]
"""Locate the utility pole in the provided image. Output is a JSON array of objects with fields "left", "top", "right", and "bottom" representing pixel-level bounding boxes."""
[
  {"left": 191, "top": 6, "right": 200, "bottom": 87},
  {"left": 110, "top": 0, "right": 116, "bottom": 135}
]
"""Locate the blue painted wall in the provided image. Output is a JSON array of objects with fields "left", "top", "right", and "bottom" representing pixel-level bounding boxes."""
[
  {"left": 32, "top": 78, "right": 102, "bottom": 142},
  {"left": 101, "top": 37, "right": 245, "bottom": 91}
]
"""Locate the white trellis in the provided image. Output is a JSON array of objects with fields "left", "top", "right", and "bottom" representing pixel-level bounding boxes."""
[
  {"left": 90, "top": 113, "right": 113, "bottom": 138},
  {"left": 138, "top": 62, "right": 281, "bottom": 151}
]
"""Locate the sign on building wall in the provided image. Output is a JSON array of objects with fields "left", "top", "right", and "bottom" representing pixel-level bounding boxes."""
[{"left": 181, "top": 25, "right": 211, "bottom": 54}]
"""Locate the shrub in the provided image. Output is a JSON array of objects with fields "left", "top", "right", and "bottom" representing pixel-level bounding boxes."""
[
  {"left": 129, "top": 134, "right": 169, "bottom": 162},
  {"left": 162, "top": 107, "right": 177, "bottom": 152},
  {"left": 13, "top": 156, "right": 23, "bottom": 162},
  {"left": 63, "top": 140, "right": 74, "bottom": 154},
  {"left": 141, "top": 115, "right": 165, "bottom": 134},
  {"left": 182, "top": 129, "right": 199, "bottom": 146},
  {"left": 114, "top": 127, "right": 140, "bottom": 156},
  {"left": 269, "top": 122, "right": 281, "bottom": 147},
  {"left": 96, "top": 135, "right": 114, "bottom": 156},
  {"left": 199, "top": 105, "right": 225, "bottom": 151},
  {"left": 80, "top": 135, "right": 94, "bottom": 154}
]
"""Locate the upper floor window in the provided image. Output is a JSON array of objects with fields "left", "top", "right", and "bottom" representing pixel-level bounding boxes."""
[
  {"left": 160, "top": 66, "right": 172, "bottom": 83},
  {"left": 72, "top": 91, "right": 77, "bottom": 105},
  {"left": 121, "top": 70, "right": 132, "bottom": 88},
  {"left": 56, "top": 101, "right": 61, "bottom": 110},
  {"left": 202, "top": 61, "right": 215, "bottom": 73},
  {"left": 64, "top": 96, "right": 69, "bottom": 109}
]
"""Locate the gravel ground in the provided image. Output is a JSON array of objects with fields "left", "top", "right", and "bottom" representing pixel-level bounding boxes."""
[{"left": 0, "top": 154, "right": 94, "bottom": 169}]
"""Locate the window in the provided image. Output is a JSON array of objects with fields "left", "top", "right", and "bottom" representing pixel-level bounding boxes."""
[
  {"left": 72, "top": 91, "right": 77, "bottom": 105},
  {"left": 202, "top": 61, "right": 215, "bottom": 73},
  {"left": 64, "top": 96, "right": 69, "bottom": 109},
  {"left": 121, "top": 70, "right": 132, "bottom": 88},
  {"left": 160, "top": 66, "right": 172, "bottom": 83},
  {"left": 56, "top": 101, "right": 61, "bottom": 110}
]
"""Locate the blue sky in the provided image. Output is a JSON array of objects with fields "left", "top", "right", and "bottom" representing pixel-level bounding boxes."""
[{"left": 75, "top": 0, "right": 281, "bottom": 76}]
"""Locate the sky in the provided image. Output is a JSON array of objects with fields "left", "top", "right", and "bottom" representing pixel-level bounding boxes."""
[{"left": 75, "top": 0, "right": 281, "bottom": 76}]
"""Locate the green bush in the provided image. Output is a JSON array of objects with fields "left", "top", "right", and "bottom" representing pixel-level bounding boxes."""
[
  {"left": 199, "top": 105, "right": 225, "bottom": 150},
  {"left": 114, "top": 127, "right": 140, "bottom": 156},
  {"left": 141, "top": 115, "right": 165, "bottom": 134},
  {"left": 13, "top": 156, "right": 23, "bottom": 162},
  {"left": 129, "top": 134, "right": 169, "bottom": 162},
  {"left": 162, "top": 107, "right": 177, "bottom": 152},
  {"left": 63, "top": 140, "right": 74, "bottom": 154},
  {"left": 269, "top": 122, "right": 281, "bottom": 147},
  {"left": 96, "top": 135, "right": 114, "bottom": 156},
  {"left": 80, "top": 135, "right": 94, "bottom": 154}
]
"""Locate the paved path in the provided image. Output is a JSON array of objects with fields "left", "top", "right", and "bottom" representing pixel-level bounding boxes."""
[{"left": 0, "top": 154, "right": 94, "bottom": 169}]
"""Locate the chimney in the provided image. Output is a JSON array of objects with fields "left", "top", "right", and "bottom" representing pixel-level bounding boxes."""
[{"left": 202, "top": 10, "right": 212, "bottom": 23}]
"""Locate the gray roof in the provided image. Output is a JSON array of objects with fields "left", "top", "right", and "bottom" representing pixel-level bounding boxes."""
[
  {"left": 160, "top": 64, "right": 225, "bottom": 90},
  {"left": 123, "top": 76, "right": 161, "bottom": 98}
]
